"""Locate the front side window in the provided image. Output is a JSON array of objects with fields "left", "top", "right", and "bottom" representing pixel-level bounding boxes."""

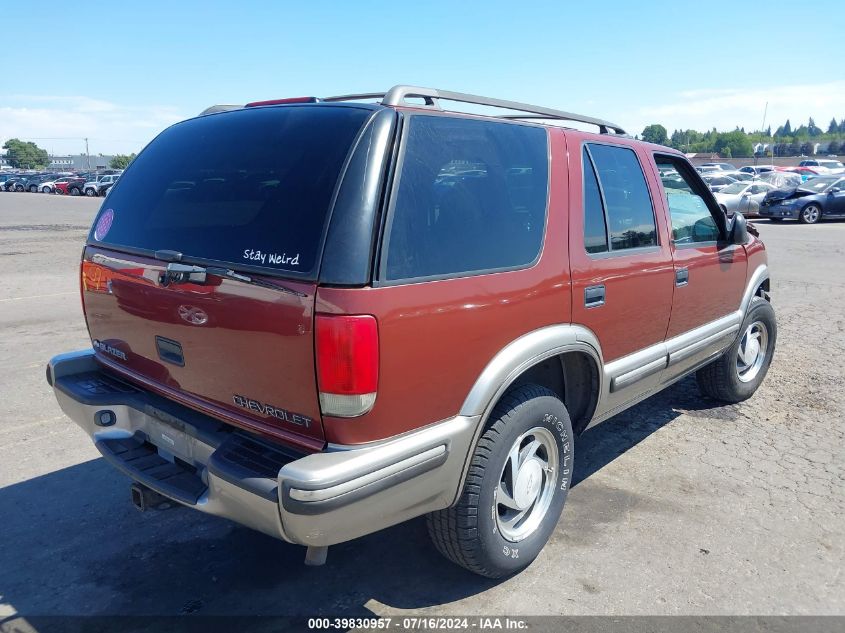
[
  {"left": 383, "top": 116, "right": 549, "bottom": 282},
  {"left": 655, "top": 154, "right": 721, "bottom": 244},
  {"left": 582, "top": 143, "right": 657, "bottom": 253}
]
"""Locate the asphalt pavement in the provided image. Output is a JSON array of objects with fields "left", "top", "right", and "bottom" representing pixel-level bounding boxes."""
[{"left": 0, "top": 192, "right": 842, "bottom": 619}]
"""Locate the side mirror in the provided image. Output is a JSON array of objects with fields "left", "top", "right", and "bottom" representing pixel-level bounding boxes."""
[
  {"left": 829, "top": 187, "right": 840, "bottom": 194},
  {"left": 729, "top": 212, "right": 749, "bottom": 245}
]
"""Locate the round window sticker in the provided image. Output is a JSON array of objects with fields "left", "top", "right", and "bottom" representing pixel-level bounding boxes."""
[{"left": 94, "top": 209, "right": 114, "bottom": 241}]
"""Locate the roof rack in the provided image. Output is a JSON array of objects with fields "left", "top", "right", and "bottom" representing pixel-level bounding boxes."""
[
  {"left": 200, "top": 85, "right": 626, "bottom": 135},
  {"left": 323, "top": 85, "right": 626, "bottom": 135}
]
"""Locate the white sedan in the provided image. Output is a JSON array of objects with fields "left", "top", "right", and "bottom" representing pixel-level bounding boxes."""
[{"left": 713, "top": 181, "right": 777, "bottom": 217}]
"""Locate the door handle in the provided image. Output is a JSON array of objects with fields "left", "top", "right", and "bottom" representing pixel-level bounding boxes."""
[
  {"left": 675, "top": 267, "right": 689, "bottom": 286},
  {"left": 584, "top": 284, "right": 605, "bottom": 308}
]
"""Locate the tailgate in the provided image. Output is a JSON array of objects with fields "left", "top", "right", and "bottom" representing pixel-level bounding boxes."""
[
  {"left": 83, "top": 247, "right": 324, "bottom": 447},
  {"left": 76, "top": 104, "right": 376, "bottom": 450}
]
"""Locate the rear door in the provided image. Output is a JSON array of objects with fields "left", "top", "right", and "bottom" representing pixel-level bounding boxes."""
[
  {"left": 82, "top": 104, "right": 374, "bottom": 449},
  {"left": 565, "top": 133, "right": 675, "bottom": 415}
]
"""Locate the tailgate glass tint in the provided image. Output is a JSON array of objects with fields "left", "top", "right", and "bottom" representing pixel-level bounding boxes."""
[{"left": 90, "top": 106, "right": 370, "bottom": 278}]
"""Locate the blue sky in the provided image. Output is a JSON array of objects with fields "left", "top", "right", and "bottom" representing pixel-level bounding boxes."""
[{"left": 2, "top": 0, "right": 842, "bottom": 155}]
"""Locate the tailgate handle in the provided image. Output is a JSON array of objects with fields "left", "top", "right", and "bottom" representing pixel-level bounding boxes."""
[
  {"left": 584, "top": 285, "right": 606, "bottom": 308},
  {"left": 155, "top": 336, "right": 185, "bottom": 367}
]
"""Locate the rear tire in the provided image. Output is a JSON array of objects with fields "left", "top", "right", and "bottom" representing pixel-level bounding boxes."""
[
  {"left": 70, "top": 187, "right": 80, "bottom": 196},
  {"left": 696, "top": 296, "right": 776, "bottom": 403},
  {"left": 427, "top": 384, "right": 574, "bottom": 578},
  {"left": 85, "top": 187, "right": 96, "bottom": 197},
  {"left": 29, "top": 185, "right": 37, "bottom": 193}
]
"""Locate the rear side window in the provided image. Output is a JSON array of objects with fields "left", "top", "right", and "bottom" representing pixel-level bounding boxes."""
[
  {"left": 383, "top": 115, "right": 548, "bottom": 282},
  {"left": 89, "top": 106, "right": 371, "bottom": 278},
  {"left": 582, "top": 143, "right": 657, "bottom": 253}
]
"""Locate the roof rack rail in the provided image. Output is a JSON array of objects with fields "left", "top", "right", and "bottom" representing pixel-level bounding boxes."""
[{"left": 322, "top": 85, "right": 625, "bottom": 134}]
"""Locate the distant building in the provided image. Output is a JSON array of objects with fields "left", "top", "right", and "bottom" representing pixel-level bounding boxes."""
[
  {"left": 0, "top": 150, "right": 115, "bottom": 171},
  {"left": 50, "top": 154, "right": 116, "bottom": 171}
]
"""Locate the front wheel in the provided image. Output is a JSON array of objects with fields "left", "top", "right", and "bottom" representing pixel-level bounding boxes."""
[
  {"left": 798, "top": 204, "right": 821, "bottom": 224},
  {"left": 41, "top": 186, "right": 50, "bottom": 193},
  {"left": 427, "top": 384, "right": 573, "bottom": 578},
  {"left": 69, "top": 187, "right": 80, "bottom": 196},
  {"left": 696, "top": 296, "right": 776, "bottom": 403},
  {"left": 85, "top": 187, "right": 96, "bottom": 197}
]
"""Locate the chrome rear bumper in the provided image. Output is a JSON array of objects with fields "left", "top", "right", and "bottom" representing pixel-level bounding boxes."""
[{"left": 48, "top": 350, "right": 477, "bottom": 546}]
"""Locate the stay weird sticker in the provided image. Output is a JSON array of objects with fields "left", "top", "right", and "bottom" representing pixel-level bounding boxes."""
[{"left": 94, "top": 209, "right": 114, "bottom": 241}]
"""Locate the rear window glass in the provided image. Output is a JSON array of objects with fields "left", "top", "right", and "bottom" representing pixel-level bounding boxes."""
[
  {"left": 89, "top": 106, "right": 370, "bottom": 277},
  {"left": 384, "top": 115, "right": 548, "bottom": 282}
]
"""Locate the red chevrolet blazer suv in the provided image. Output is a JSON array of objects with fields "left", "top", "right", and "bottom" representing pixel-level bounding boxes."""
[{"left": 47, "top": 86, "right": 776, "bottom": 577}]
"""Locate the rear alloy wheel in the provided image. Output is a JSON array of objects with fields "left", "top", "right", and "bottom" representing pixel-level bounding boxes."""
[
  {"left": 85, "top": 187, "right": 96, "bottom": 197},
  {"left": 15, "top": 184, "right": 24, "bottom": 192},
  {"left": 41, "top": 186, "right": 50, "bottom": 193},
  {"left": 427, "top": 384, "right": 573, "bottom": 578},
  {"left": 70, "top": 187, "right": 80, "bottom": 196},
  {"left": 799, "top": 204, "right": 821, "bottom": 224}
]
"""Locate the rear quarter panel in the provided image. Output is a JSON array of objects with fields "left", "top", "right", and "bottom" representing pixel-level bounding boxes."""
[{"left": 316, "top": 128, "right": 571, "bottom": 445}]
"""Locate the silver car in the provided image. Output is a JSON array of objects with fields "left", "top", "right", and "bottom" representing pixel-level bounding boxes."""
[{"left": 713, "top": 181, "right": 776, "bottom": 217}]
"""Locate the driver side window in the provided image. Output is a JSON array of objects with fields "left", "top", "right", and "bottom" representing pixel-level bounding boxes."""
[{"left": 655, "top": 155, "right": 720, "bottom": 244}]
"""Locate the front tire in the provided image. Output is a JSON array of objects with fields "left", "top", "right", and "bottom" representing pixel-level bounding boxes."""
[
  {"left": 798, "top": 204, "right": 821, "bottom": 224},
  {"left": 427, "top": 384, "right": 574, "bottom": 578},
  {"left": 696, "top": 296, "right": 776, "bottom": 403}
]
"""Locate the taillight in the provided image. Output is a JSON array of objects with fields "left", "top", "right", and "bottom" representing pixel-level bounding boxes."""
[{"left": 315, "top": 314, "right": 378, "bottom": 418}]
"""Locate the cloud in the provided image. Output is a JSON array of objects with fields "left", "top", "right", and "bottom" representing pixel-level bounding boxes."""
[
  {"left": 627, "top": 80, "right": 845, "bottom": 135},
  {"left": 0, "top": 95, "right": 188, "bottom": 155}
]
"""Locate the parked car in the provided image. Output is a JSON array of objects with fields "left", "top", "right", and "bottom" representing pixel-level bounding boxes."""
[
  {"left": 100, "top": 180, "right": 118, "bottom": 197},
  {"left": 798, "top": 159, "right": 845, "bottom": 174},
  {"left": 713, "top": 181, "right": 776, "bottom": 217},
  {"left": 3, "top": 174, "right": 29, "bottom": 191},
  {"left": 23, "top": 173, "right": 56, "bottom": 192},
  {"left": 758, "top": 175, "right": 845, "bottom": 223},
  {"left": 700, "top": 162, "right": 737, "bottom": 171},
  {"left": 721, "top": 170, "right": 753, "bottom": 182},
  {"left": 54, "top": 177, "right": 86, "bottom": 196},
  {"left": 738, "top": 165, "right": 775, "bottom": 176},
  {"left": 701, "top": 173, "right": 738, "bottom": 192},
  {"left": 0, "top": 173, "right": 23, "bottom": 190},
  {"left": 47, "top": 85, "right": 776, "bottom": 578},
  {"left": 38, "top": 175, "right": 72, "bottom": 193},
  {"left": 777, "top": 166, "right": 819, "bottom": 182},
  {"left": 84, "top": 174, "right": 120, "bottom": 196},
  {"left": 757, "top": 171, "right": 803, "bottom": 189}
]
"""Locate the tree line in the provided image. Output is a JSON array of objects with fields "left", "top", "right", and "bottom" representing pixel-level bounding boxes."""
[
  {"left": 641, "top": 117, "right": 845, "bottom": 158},
  {"left": 2, "top": 138, "right": 136, "bottom": 170}
]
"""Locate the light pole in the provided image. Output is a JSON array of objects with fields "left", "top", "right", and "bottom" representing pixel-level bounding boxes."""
[{"left": 85, "top": 138, "right": 90, "bottom": 170}]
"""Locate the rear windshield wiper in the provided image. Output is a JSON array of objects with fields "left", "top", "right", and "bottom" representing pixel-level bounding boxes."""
[{"left": 159, "top": 262, "right": 306, "bottom": 297}]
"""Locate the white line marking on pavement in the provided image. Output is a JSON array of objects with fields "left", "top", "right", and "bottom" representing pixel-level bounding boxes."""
[{"left": 0, "top": 291, "right": 76, "bottom": 303}]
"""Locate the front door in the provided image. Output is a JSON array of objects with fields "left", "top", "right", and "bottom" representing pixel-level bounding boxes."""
[{"left": 652, "top": 153, "right": 747, "bottom": 377}]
